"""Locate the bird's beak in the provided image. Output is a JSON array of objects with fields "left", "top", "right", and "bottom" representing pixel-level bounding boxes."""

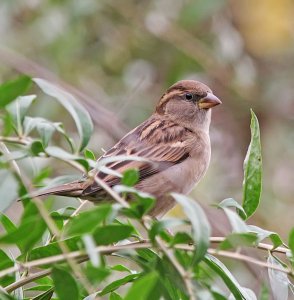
[{"left": 198, "top": 92, "right": 222, "bottom": 109}]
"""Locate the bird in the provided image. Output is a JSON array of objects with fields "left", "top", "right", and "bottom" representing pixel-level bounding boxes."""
[{"left": 31, "top": 80, "right": 221, "bottom": 218}]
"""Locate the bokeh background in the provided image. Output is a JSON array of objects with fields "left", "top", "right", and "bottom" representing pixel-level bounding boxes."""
[{"left": 0, "top": 0, "right": 293, "bottom": 263}]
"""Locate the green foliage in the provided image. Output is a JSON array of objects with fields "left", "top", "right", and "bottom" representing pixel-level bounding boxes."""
[
  {"left": 124, "top": 271, "right": 159, "bottom": 300},
  {"left": 0, "top": 75, "right": 32, "bottom": 108},
  {"left": 0, "top": 76, "right": 292, "bottom": 299},
  {"left": 51, "top": 267, "right": 80, "bottom": 300},
  {"left": 65, "top": 204, "right": 112, "bottom": 236}
]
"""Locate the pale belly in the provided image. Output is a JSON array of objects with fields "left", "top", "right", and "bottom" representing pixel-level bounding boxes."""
[{"left": 136, "top": 144, "right": 211, "bottom": 217}]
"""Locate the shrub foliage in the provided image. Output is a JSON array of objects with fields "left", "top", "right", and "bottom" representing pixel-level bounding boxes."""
[{"left": 0, "top": 76, "right": 293, "bottom": 299}]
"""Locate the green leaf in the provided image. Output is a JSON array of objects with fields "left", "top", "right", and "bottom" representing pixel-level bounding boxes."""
[
  {"left": 6, "top": 95, "right": 36, "bottom": 135},
  {"left": 84, "top": 264, "right": 110, "bottom": 284},
  {"left": 50, "top": 211, "right": 64, "bottom": 230},
  {"left": 111, "top": 264, "right": 133, "bottom": 273},
  {"left": 34, "top": 78, "right": 93, "bottom": 151},
  {"left": 32, "top": 288, "right": 54, "bottom": 300},
  {"left": 0, "top": 216, "right": 47, "bottom": 253},
  {"left": 30, "top": 140, "right": 45, "bottom": 156},
  {"left": 25, "top": 285, "right": 53, "bottom": 292},
  {"left": 248, "top": 225, "right": 283, "bottom": 249},
  {"left": 125, "top": 271, "right": 159, "bottom": 300},
  {"left": 26, "top": 237, "right": 80, "bottom": 262},
  {"left": 99, "top": 273, "right": 139, "bottom": 296},
  {"left": 218, "top": 198, "right": 247, "bottom": 220},
  {"left": 114, "top": 185, "right": 155, "bottom": 218},
  {"left": 155, "top": 255, "right": 187, "bottom": 300},
  {"left": 33, "top": 167, "right": 52, "bottom": 185},
  {"left": 267, "top": 255, "right": 289, "bottom": 300},
  {"left": 24, "top": 117, "right": 74, "bottom": 150},
  {"left": 45, "top": 146, "right": 89, "bottom": 171},
  {"left": 110, "top": 292, "right": 123, "bottom": 300},
  {"left": 84, "top": 148, "right": 96, "bottom": 160},
  {"left": 221, "top": 207, "right": 249, "bottom": 233},
  {"left": 169, "top": 232, "right": 192, "bottom": 246},
  {"left": 0, "top": 150, "right": 28, "bottom": 164},
  {"left": 51, "top": 267, "right": 80, "bottom": 300},
  {"left": 0, "top": 292, "right": 17, "bottom": 300},
  {"left": 242, "top": 110, "right": 262, "bottom": 219},
  {"left": 0, "top": 202, "right": 47, "bottom": 253},
  {"left": 93, "top": 224, "right": 133, "bottom": 245},
  {"left": 0, "top": 170, "right": 19, "bottom": 212},
  {"left": 37, "top": 123, "right": 55, "bottom": 147},
  {"left": 124, "top": 198, "right": 155, "bottom": 219},
  {"left": 172, "top": 193, "right": 211, "bottom": 264},
  {"left": 0, "top": 249, "right": 14, "bottom": 287},
  {"left": 149, "top": 219, "right": 186, "bottom": 243},
  {"left": 122, "top": 169, "right": 139, "bottom": 187},
  {"left": 0, "top": 75, "right": 32, "bottom": 107},
  {"left": 0, "top": 213, "right": 17, "bottom": 233},
  {"left": 211, "top": 291, "right": 227, "bottom": 300},
  {"left": 218, "top": 233, "right": 258, "bottom": 250},
  {"left": 289, "top": 228, "right": 294, "bottom": 259},
  {"left": 204, "top": 254, "right": 255, "bottom": 300},
  {"left": 66, "top": 204, "right": 112, "bottom": 236}
]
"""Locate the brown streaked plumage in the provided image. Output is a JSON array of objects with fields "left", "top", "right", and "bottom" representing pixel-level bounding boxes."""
[{"left": 30, "top": 80, "right": 221, "bottom": 217}]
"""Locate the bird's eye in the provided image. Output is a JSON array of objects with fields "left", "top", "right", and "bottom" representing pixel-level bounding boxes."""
[{"left": 185, "top": 93, "right": 193, "bottom": 101}]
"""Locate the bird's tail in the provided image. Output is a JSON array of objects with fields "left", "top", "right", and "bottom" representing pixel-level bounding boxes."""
[{"left": 22, "top": 181, "right": 85, "bottom": 200}]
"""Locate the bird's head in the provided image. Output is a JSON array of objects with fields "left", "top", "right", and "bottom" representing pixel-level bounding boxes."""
[{"left": 156, "top": 80, "right": 222, "bottom": 131}]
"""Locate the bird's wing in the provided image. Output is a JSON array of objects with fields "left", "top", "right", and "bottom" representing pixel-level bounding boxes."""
[{"left": 82, "top": 116, "right": 193, "bottom": 197}]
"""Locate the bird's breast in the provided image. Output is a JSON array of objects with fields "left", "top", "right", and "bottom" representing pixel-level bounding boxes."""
[{"left": 157, "top": 132, "right": 211, "bottom": 195}]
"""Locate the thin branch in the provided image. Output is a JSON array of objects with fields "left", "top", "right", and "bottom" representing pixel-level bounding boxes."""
[
  {"left": 0, "top": 136, "right": 31, "bottom": 146},
  {"left": 5, "top": 270, "right": 51, "bottom": 293},
  {"left": 210, "top": 236, "right": 290, "bottom": 254},
  {"left": 93, "top": 176, "right": 129, "bottom": 208},
  {"left": 174, "top": 244, "right": 293, "bottom": 275}
]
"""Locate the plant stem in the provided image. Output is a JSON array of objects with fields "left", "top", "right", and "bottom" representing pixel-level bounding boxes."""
[
  {"left": 0, "top": 136, "right": 31, "bottom": 145},
  {"left": 210, "top": 236, "right": 289, "bottom": 254}
]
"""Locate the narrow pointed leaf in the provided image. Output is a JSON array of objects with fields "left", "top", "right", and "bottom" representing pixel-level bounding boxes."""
[
  {"left": 172, "top": 193, "right": 210, "bottom": 264},
  {"left": 51, "top": 267, "right": 80, "bottom": 300},
  {"left": 34, "top": 78, "right": 93, "bottom": 151},
  {"left": 289, "top": 228, "right": 294, "bottom": 259},
  {"left": 242, "top": 110, "right": 262, "bottom": 219},
  {"left": 267, "top": 255, "right": 289, "bottom": 300},
  {"left": 99, "top": 274, "right": 139, "bottom": 295},
  {"left": 204, "top": 254, "right": 255, "bottom": 300}
]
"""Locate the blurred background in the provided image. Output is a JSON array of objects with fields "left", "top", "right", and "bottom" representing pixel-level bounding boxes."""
[{"left": 0, "top": 0, "right": 293, "bottom": 255}]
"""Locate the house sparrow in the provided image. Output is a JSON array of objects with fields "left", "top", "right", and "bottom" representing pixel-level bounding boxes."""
[{"left": 32, "top": 80, "right": 221, "bottom": 217}]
